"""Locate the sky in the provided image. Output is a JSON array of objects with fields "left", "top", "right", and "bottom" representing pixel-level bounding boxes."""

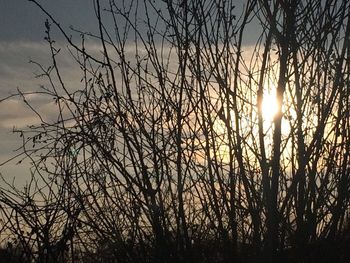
[
  {"left": 0, "top": 0, "right": 253, "bottom": 185},
  {"left": 0, "top": 0, "right": 98, "bottom": 182}
]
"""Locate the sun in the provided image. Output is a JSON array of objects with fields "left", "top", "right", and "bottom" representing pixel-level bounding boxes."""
[{"left": 262, "top": 91, "right": 278, "bottom": 122}]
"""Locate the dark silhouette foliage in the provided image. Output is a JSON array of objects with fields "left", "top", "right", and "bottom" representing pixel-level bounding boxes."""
[{"left": 1, "top": 0, "right": 350, "bottom": 262}]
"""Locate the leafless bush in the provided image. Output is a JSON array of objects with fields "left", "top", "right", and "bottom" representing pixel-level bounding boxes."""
[{"left": 1, "top": 0, "right": 350, "bottom": 262}]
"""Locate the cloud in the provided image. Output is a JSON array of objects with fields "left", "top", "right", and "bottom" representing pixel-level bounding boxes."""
[
  {"left": 0, "top": 99, "right": 36, "bottom": 128},
  {"left": 0, "top": 41, "right": 69, "bottom": 174}
]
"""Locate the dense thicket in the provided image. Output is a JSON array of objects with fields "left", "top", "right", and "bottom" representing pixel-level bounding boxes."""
[{"left": 1, "top": 0, "right": 350, "bottom": 262}]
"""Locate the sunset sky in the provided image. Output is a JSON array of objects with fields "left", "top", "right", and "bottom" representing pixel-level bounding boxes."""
[
  {"left": 1, "top": 2, "right": 349, "bottom": 262},
  {"left": 0, "top": 0, "right": 255, "bottom": 182}
]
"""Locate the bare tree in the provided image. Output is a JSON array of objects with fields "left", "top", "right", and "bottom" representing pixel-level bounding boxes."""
[{"left": 1, "top": 0, "right": 350, "bottom": 262}]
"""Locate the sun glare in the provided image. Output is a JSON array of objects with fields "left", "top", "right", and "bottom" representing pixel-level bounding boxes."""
[{"left": 262, "top": 92, "right": 278, "bottom": 122}]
